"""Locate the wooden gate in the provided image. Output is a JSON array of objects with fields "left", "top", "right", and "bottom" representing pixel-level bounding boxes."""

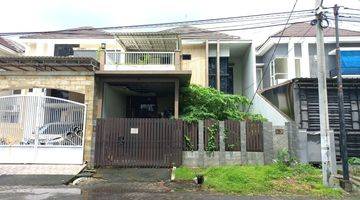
[{"left": 95, "top": 118, "right": 183, "bottom": 168}]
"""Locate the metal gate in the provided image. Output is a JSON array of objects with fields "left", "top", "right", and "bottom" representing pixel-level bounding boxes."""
[
  {"left": 95, "top": 118, "right": 183, "bottom": 168},
  {"left": 0, "top": 95, "right": 86, "bottom": 164}
]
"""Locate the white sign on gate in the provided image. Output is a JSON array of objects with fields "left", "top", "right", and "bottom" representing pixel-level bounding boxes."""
[{"left": 130, "top": 128, "right": 139, "bottom": 134}]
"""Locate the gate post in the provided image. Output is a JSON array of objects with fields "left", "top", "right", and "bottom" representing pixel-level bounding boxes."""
[
  {"left": 263, "top": 122, "right": 274, "bottom": 164},
  {"left": 198, "top": 120, "right": 205, "bottom": 167},
  {"left": 240, "top": 121, "right": 247, "bottom": 164},
  {"left": 219, "top": 121, "right": 226, "bottom": 165}
]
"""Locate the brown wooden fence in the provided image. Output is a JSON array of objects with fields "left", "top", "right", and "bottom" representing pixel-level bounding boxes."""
[
  {"left": 95, "top": 118, "right": 183, "bottom": 168},
  {"left": 182, "top": 121, "right": 198, "bottom": 151},
  {"left": 94, "top": 118, "right": 264, "bottom": 168},
  {"left": 246, "top": 121, "right": 263, "bottom": 152},
  {"left": 224, "top": 120, "right": 242, "bottom": 151}
]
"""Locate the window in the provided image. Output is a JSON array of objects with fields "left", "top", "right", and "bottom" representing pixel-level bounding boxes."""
[
  {"left": 54, "top": 44, "right": 80, "bottom": 57},
  {"left": 12, "top": 90, "right": 21, "bottom": 95},
  {"left": 208, "top": 57, "right": 233, "bottom": 94},
  {"left": 270, "top": 58, "right": 288, "bottom": 86},
  {"left": 182, "top": 54, "right": 191, "bottom": 60},
  {"left": 256, "top": 68, "right": 264, "bottom": 90}
]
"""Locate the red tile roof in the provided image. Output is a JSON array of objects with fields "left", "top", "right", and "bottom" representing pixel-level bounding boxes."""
[{"left": 272, "top": 22, "right": 360, "bottom": 37}]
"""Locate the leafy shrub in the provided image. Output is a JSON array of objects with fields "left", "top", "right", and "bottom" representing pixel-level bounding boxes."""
[
  {"left": 348, "top": 157, "right": 360, "bottom": 165},
  {"left": 180, "top": 85, "right": 266, "bottom": 122},
  {"left": 274, "top": 148, "right": 298, "bottom": 167}
]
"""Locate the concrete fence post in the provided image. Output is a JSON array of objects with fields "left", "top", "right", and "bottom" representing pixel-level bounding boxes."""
[
  {"left": 240, "top": 121, "right": 247, "bottom": 164},
  {"left": 298, "top": 129, "right": 308, "bottom": 163},
  {"left": 219, "top": 121, "right": 225, "bottom": 165},
  {"left": 263, "top": 122, "right": 274, "bottom": 164},
  {"left": 198, "top": 120, "right": 205, "bottom": 167}
]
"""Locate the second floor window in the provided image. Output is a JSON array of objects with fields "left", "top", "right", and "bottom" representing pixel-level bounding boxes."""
[
  {"left": 54, "top": 44, "right": 80, "bottom": 57},
  {"left": 270, "top": 57, "right": 302, "bottom": 86},
  {"left": 270, "top": 58, "right": 288, "bottom": 86}
]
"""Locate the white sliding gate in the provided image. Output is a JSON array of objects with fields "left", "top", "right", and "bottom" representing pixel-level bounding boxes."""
[{"left": 0, "top": 95, "right": 86, "bottom": 164}]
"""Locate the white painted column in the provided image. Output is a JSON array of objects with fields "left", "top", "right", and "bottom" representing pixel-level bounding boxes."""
[
  {"left": 301, "top": 42, "right": 310, "bottom": 77},
  {"left": 287, "top": 41, "right": 296, "bottom": 80}
]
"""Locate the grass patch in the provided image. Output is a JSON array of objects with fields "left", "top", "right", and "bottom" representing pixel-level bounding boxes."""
[{"left": 175, "top": 164, "right": 343, "bottom": 198}]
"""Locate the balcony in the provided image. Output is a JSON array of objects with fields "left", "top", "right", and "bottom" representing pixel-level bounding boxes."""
[{"left": 105, "top": 51, "right": 176, "bottom": 71}]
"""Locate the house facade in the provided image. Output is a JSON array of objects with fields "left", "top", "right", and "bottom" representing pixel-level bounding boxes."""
[
  {"left": 0, "top": 26, "right": 262, "bottom": 166},
  {"left": 16, "top": 26, "right": 258, "bottom": 120}
]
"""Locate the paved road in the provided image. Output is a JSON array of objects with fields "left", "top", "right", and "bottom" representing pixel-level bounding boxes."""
[
  {"left": 0, "top": 168, "right": 358, "bottom": 200},
  {"left": 0, "top": 184, "right": 325, "bottom": 200}
]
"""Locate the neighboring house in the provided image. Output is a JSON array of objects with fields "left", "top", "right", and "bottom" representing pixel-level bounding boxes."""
[
  {"left": 0, "top": 37, "right": 25, "bottom": 97},
  {"left": 256, "top": 22, "right": 360, "bottom": 89},
  {"left": 0, "top": 36, "right": 24, "bottom": 56},
  {"left": 256, "top": 22, "right": 360, "bottom": 162}
]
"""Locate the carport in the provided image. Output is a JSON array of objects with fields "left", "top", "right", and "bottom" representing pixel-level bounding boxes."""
[
  {"left": 0, "top": 56, "right": 98, "bottom": 164},
  {"left": 95, "top": 70, "right": 191, "bottom": 119}
]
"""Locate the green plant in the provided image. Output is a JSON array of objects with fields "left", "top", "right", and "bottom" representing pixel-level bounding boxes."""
[
  {"left": 180, "top": 85, "right": 266, "bottom": 122},
  {"left": 205, "top": 123, "right": 219, "bottom": 153},
  {"left": 275, "top": 148, "right": 297, "bottom": 167},
  {"left": 175, "top": 165, "right": 342, "bottom": 197},
  {"left": 184, "top": 134, "right": 194, "bottom": 151},
  {"left": 138, "top": 54, "right": 152, "bottom": 65},
  {"left": 348, "top": 157, "right": 360, "bottom": 165}
]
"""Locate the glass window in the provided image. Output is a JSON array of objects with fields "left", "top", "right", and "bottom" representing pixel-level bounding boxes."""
[
  {"left": 270, "top": 58, "right": 288, "bottom": 86},
  {"left": 256, "top": 68, "right": 263, "bottom": 90}
]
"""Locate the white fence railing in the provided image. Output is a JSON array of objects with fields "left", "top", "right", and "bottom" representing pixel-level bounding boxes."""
[
  {"left": 0, "top": 95, "right": 86, "bottom": 147},
  {"left": 106, "top": 51, "right": 175, "bottom": 66}
]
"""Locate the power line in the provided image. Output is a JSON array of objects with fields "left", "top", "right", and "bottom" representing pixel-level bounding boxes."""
[
  {"left": 343, "top": 7, "right": 360, "bottom": 12},
  {"left": 246, "top": 0, "right": 299, "bottom": 112},
  {"left": 0, "top": 9, "right": 315, "bottom": 36}
]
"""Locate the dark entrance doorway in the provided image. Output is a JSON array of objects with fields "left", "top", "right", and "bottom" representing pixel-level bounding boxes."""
[{"left": 102, "top": 82, "right": 175, "bottom": 118}]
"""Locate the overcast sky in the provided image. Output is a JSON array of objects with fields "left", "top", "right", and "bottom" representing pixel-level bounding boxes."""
[{"left": 2, "top": 0, "right": 360, "bottom": 43}]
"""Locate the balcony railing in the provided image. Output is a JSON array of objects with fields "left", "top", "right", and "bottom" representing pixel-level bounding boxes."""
[{"left": 106, "top": 51, "right": 175, "bottom": 66}]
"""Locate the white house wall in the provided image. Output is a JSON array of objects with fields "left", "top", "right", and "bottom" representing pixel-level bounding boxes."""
[
  {"left": 242, "top": 43, "right": 256, "bottom": 98},
  {"left": 18, "top": 39, "right": 121, "bottom": 56}
]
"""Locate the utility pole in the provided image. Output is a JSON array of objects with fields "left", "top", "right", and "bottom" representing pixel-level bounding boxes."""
[
  {"left": 334, "top": 4, "right": 352, "bottom": 192},
  {"left": 314, "top": 1, "right": 336, "bottom": 187}
]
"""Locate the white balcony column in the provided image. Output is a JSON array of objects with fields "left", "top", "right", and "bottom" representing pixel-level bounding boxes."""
[
  {"left": 301, "top": 42, "right": 310, "bottom": 77},
  {"left": 216, "top": 40, "right": 221, "bottom": 91},
  {"left": 287, "top": 41, "right": 296, "bottom": 80}
]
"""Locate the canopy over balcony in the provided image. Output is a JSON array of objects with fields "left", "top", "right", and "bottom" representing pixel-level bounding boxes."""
[{"left": 114, "top": 32, "right": 180, "bottom": 52}]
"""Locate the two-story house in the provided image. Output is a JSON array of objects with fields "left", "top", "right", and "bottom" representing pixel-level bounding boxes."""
[
  {"left": 17, "top": 26, "right": 259, "bottom": 120},
  {"left": 0, "top": 26, "right": 267, "bottom": 166},
  {"left": 256, "top": 22, "right": 360, "bottom": 162}
]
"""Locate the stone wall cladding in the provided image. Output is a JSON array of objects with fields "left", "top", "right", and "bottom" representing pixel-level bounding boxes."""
[{"left": 0, "top": 72, "right": 96, "bottom": 163}]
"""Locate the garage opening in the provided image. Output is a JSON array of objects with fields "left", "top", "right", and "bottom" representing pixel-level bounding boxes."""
[{"left": 102, "top": 82, "right": 175, "bottom": 118}]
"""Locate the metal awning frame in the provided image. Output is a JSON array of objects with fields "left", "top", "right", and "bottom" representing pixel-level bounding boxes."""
[
  {"left": 0, "top": 56, "right": 99, "bottom": 72},
  {"left": 114, "top": 32, "right": 180, "bottom": 52}
]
